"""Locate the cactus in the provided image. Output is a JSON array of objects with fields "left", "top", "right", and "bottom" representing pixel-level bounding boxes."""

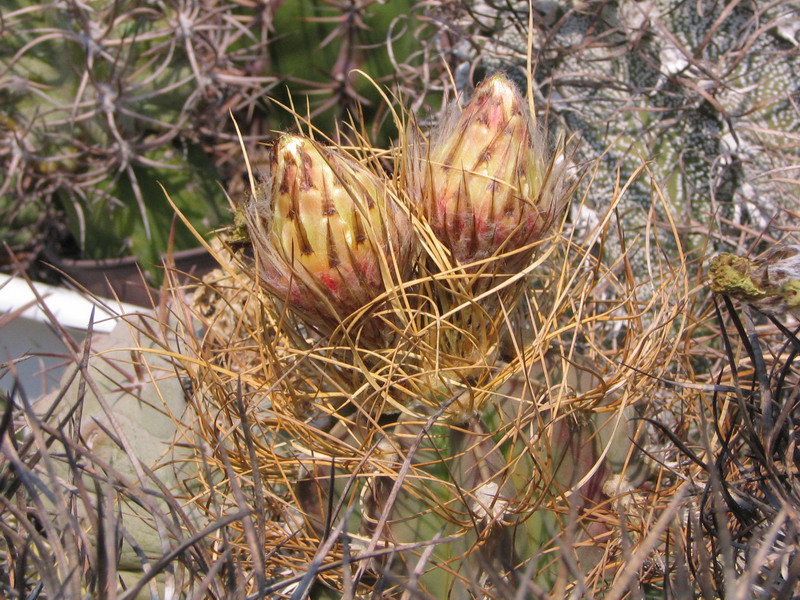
[
  {"left": 176, "top": 73, "right": 685, "bottom": 597},
  {"left": 0, "top": 0, "right": 275, "bottom": 274},
  {"left": 3, "top": 3, "right": 797, "bottom": 597},
  {"left": 268, "top": 0, "right": 421, "bottom": 144}
]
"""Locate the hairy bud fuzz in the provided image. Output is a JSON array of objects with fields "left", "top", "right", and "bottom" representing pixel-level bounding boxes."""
[
  {"left": 244, "top": 135, "right": 411, "bottom": 327},
  {"left": 418, "top": 73, "right": 566, "bottom": 272}
]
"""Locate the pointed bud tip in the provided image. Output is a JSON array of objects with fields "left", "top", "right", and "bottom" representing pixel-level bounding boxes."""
[
  {"left": 483, "top": 72, "right": 520, "bottom": 99},
  {"left": 469, "top": 73, "right": 525, "bottom": 120}
]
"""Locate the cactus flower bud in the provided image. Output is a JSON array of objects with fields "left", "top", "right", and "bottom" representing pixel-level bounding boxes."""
[
  {"left": 245, "top": 135, "right": 411, "bottom": 326},
  {"left": 419, "top": 73, "right": 565, "bottom": 272}
]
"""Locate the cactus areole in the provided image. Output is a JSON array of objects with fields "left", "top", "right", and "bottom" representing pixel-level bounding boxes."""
[{"left": 246, "top": 135, "right": 410, "bottom": 323}]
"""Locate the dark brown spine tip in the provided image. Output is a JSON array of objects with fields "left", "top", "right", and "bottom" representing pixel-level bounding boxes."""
[
  {"left": 293, "top": 189, "right": 313, "bottom": 255},
  {"left": 279, "top": 165, "right": 293, "bottom": 194},
  {"left": 353, "top": 206, "right": 367, "bottom": 246},
  {"left": 299, "top": 239, "right": 313, "bottom": 256},
  {"left": 320, "top": 175, "right": 336, "bottom": 216},
  {"left": 326, "top": 224, "right": 339, "bottom": 268},
  {"left": 299, "top": 147, "right": 314, "bottom": 191}
]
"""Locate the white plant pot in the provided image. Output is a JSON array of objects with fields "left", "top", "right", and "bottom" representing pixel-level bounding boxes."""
[{"left": 0, "top": 273, "right": 145, "bottom": 399}]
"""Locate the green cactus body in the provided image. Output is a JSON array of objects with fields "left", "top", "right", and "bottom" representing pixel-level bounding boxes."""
[
  {"left": 1, "top": 0, "right": 272, "bottom": 274},
  {"left": 282, "top": 355, "right": 631, "bottom": 596},
  {"left": 63, "top": 144, "right": 227, "bottom": 266},
  {"left": 268, "top": 0, "right": 419, "bottom": 142}
]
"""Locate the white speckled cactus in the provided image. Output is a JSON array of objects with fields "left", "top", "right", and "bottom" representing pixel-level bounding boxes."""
[{"left": 418, "top": 1, "right": 800, "bottom": 267}]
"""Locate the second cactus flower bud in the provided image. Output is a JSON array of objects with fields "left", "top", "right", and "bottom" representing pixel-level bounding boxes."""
[
  {"left": 418, "top": 73, "right": 566, "bottom": 272},
  {"left": 245, "top": 135, "right": 411, "bottom": 328}
]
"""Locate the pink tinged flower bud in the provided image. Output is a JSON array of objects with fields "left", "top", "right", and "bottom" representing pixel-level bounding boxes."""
[
  {"left": 245, "top": 135, "right": 410, "bottom": 323},
  {"left": 423, "top": 73, "right": 561, "bottom": 271}
]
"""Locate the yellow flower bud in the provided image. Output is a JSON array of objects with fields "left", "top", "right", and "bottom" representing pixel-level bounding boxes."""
[
  {"left": 245, "top": 135, "right": 411, "bottom": 326},
  {"left": 421, "top": 73, "right": 565, "bottom": 272}
]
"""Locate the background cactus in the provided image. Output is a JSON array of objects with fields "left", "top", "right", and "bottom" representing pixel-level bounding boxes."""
[
  {"left": 0, "top": 0, "right": 278, "bottom": 276},
  {"left": 415, "top": 0, "right": 800, "bottom": 268},
  {"left": 267, "top": 0, "right": 422, "bottom": 143}
]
